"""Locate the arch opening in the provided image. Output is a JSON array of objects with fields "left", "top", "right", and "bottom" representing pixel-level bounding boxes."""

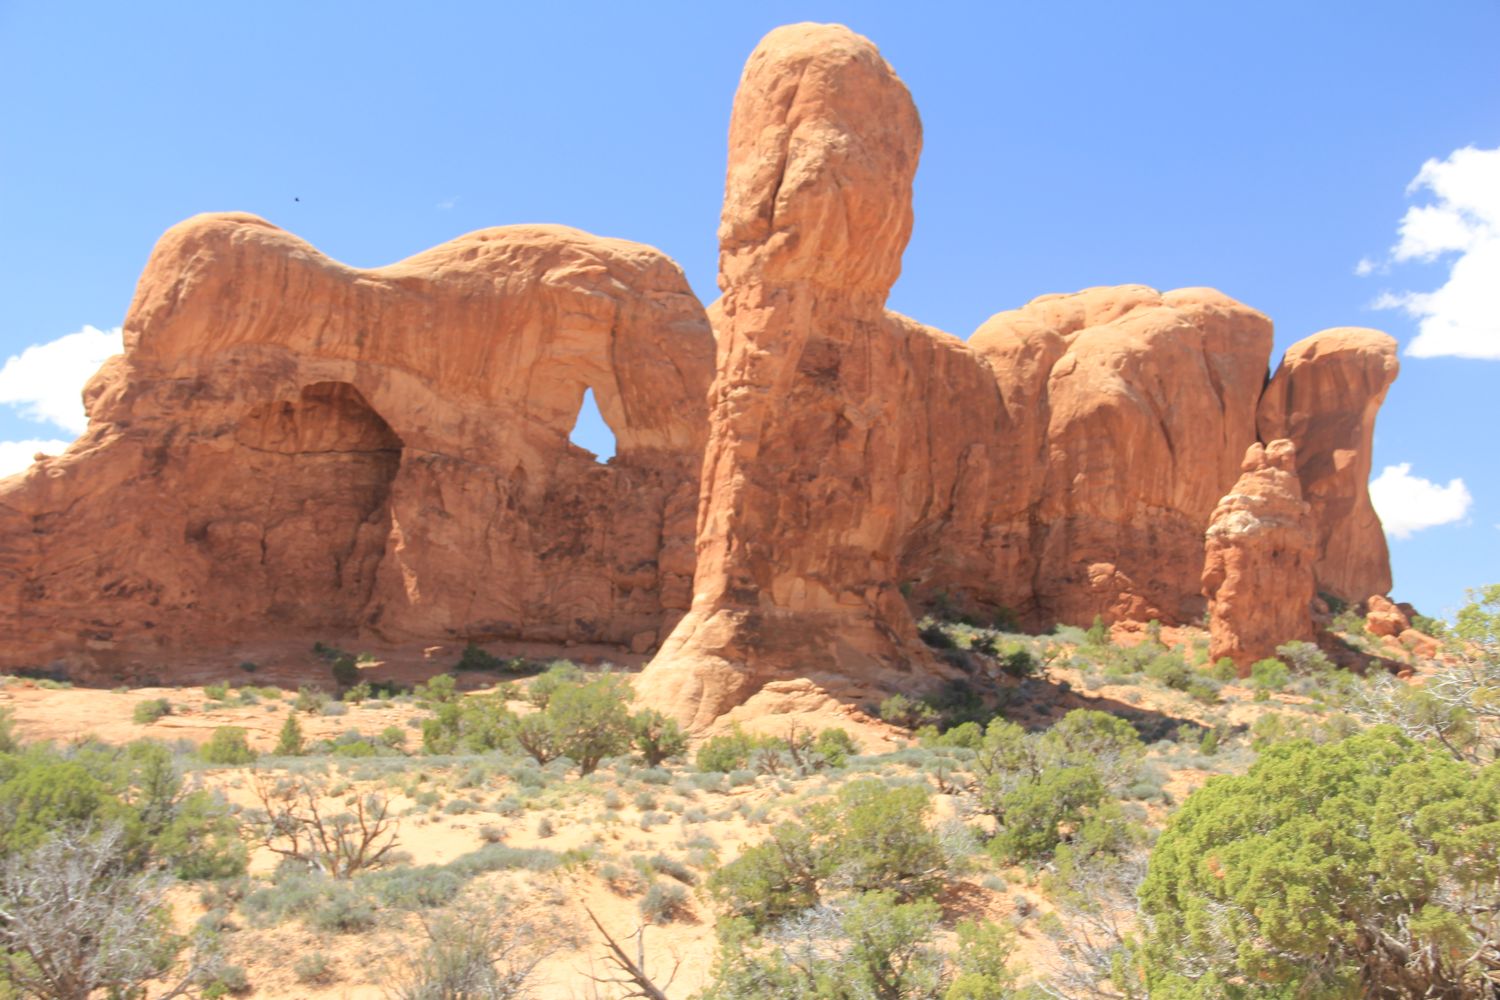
[{"left": 568, "top": 387, "right": 616, "bottom": 464}]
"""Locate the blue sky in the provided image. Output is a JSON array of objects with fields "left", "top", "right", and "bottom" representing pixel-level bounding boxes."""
[{"left": 1, "top": 1, "right": 1495, "bottom": 619}]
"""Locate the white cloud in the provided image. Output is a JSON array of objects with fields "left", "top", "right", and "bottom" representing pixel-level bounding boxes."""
[
  {"left": 0, "top": 438, "right": 72, "bottom": 479},
  {"left": 1370, "top": 463, "right": 1473, "bottom": 540},
  {"left": 435, "top": 196, "right": 459, "bottom": 211},
  {"left": 0, "top": 325, "right": 123, "bottom": 434},
  {"left": 1353, "top": 257, "right": 1378, "bottom": 276},
  {"left": 1364, "top": 145, "right": 1500, "bottom": 360}
]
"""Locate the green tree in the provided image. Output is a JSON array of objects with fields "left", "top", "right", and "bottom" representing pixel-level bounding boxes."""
[
  {"left": 524, "top": 661, "right": 583, "bottom": 709},
  {"left": 546, "top": 674, "right": 633, "bottom": 775},
  {"left": 816, "top": 781, "right": 944, "bottom": 899},
  {"left": 630, "top": 709, "right": 688, "bottom": 767},
  {"left": 275, "top": 713, "right": 304, "bottom": 756},
  {"left": 1137, "top": 727, "right": 1500, "bottom": 998}
]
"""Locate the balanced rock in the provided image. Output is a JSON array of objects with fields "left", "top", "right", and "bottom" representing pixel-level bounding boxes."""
[
  {"left": 1201, "top": 439, "right": 1318, "bottom": 669},
  {"left": 0, "top": 216, "right": 714, "bottom": 676},
  {"left": 1257, "top": 328, "right": 1399, "bottom": 604}
]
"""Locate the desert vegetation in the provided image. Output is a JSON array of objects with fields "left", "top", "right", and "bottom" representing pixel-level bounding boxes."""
[{"left": 0, "top": 587, "right": 1495, "bottom": 997}]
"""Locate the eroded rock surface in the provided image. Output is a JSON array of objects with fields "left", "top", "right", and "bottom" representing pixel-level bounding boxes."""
[
  {"left": 1257, "top": 327, "right": 1399, "bottom": 605},
  {"left": 0, "top": 23, "right": 1401, "bottom": 718},
  {"left": 965, "top": 285, "right": 1275, "bottom": 627},
  {"left": 1202, "top": 440, "right": 1318, "bottom": 669},
  {"left": 0, "top": 216, "right": 714, "bottom": 677},
  {"left": 638, "top": 24, "right": 1005, "bottom": 727}
]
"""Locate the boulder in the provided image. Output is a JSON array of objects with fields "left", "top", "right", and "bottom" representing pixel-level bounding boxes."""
[
  {"left": 1365, "top": 594, "right": 1411, "bottom": 638},
  {"left": 1201, "top": 440, "right": 1318, "bottom": 669}
]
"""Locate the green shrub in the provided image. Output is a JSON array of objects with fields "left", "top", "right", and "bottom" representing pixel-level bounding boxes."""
[
  {"left": 877, "top": 693, "right": 939, "bottom": 730},
  {"left": 630, "top": 708, "right": 688, "bottom": 766},
  {"left": 292, "top": 951, "right": 335, "bottom": 985},
  {"left": 309, "top": 883, "right": 377, "bottom": 933},
  {"left": 455, "top": 643, "right": 501, "bottom": 672},
  {"left": 294, "top": 684, "right": 328, "bottom": 715},
  {"left": 1085, "top": 614, "right": 1111, "bottom": 646},
  {"left": 813, "top": 727, "right": 857, "bottom": 768},
  {"left": 1209, "top": 656, "right": 1239, "bottom": 681},
  {"left": 0, "top": 743, "right": 244, "bottom": 877},
  {"left": 342, "top": 680, "right": 371, "bottom": 704},
  {"left": 201, "top": 964, "right": 249, "bottom": 999},
  {"left": 199, "top": 727, "right": 257, "bottom": 766},
  {"left": 707, "top": 891, "right": 948, "bottom": 999},
  {"left": 525, "top": 660, "right": 583, "bottom": 708},
  {"left": 0, "top": 707, "right": 16, "bottom": 754},
  {"left": 1138, "top": 728, "right": 1500, "bottom": 997},
  {"left": 821, "top": 780, "right": 944, "bottom": 899},
  {"left": 696, "top": 727, "right": 759, "bottom": 773},
  {"left": 1275, "top": 639, "right": 1336, "bottom": 675},
  {"left": 987, "top": 765, "right": 1106, "bottom": 864},
  {"left": 379, "top": 725, "right": 407, "bottom": 751},
  {"left": 709, "top": 822, "right": 826, "bottom": 929},
  {"left": 639, "top": 880, "right": 690, "bottom": 923},
  {"left": 997, "top": 646, "right": 1038, "bottom": 679},
  {"left": 1410, "top": 612, "right": 1447, "bottom": 637},
  {"left": 945, "top": 919, "right": 1018, "bottom": 999},
  {"left": 330, "top": 655, "right": 360, "bottom": 691},
  {"left": 510, "top": 712, "right": 559, "bottom": 764},
  {"left": 420, "top": 690, "right": 515, "bottom": 755},
  {"left": 202, "top": 682, "right": 229, "bottom": 702},
  {"left": 972, "top": 709, "right": 1143, "bottom": 863},
  {"left": 1248, "top": 657, "right": 1289, "bottom": 693},
  {"left": 709, "top": 780, "right": 947, "bottom": 930},
  {"left": 133, "top": 698, "right": 172, "bottom": 725},
  {"left": 413, "top": 673, "right": 458, "bottom": 706},
  {"left": 1143, "top": 650, "right": 1192, "bottom": 690}
]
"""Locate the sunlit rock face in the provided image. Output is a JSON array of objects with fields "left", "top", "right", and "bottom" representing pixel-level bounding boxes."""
[
  {"left": 0, "top": 24, "right": 1396, "bottom": 715},
  {"left": 0, "top": 216, "right": 714, "bottom": 678}
]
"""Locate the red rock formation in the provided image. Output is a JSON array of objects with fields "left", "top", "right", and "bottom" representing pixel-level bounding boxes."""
[
  {"left": 1364, "top": 594, "right": 1410, "bottom": 638},
  {"left": 1201, "top": 439, "right": 1318, "bottom": 669},
  {"left": 0, "top": 216, "right": 714, "bottom": 676},
  {"left": 638, "top": 24, "right": 1010, "bottom": 727},
  {"left": 966, "top": 285, "right": 1275, "bottom": 627},
  {"left": 1257, "top": 328, "right": 1399, "bottom": 604},
  {"left": 0, "top": 22, "right": 1403, "bottom": 717}
]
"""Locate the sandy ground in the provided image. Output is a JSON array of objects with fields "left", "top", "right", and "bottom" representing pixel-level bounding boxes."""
[{"left": 0, "top": 629, "right": 1329, "bottom": 999}]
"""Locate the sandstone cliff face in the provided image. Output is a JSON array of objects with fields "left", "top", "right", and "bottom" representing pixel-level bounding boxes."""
[
  {"left": 0, "top": 217, "right": 714, "bottom": 675},
  {"left": 637, "top": 24, "right": 1012, "bottom": 727},
  {"left": 1201, "top": 440, "right": 1318, "bottom": 669},
  {"left": 964, "top": 285, "right": 1275, "bottom": 628},
  {"left": 1257, "top": 328, "right": 1399, "bottom": 604}
]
